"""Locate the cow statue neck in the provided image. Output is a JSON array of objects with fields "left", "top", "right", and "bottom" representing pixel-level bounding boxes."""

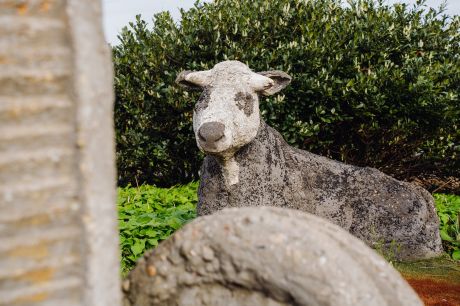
[{"left": 176, "top": 60, "right": 291, "bottom": 186}]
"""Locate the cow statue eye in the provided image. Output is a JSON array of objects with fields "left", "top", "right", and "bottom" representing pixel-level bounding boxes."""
[
  {"left": 194, "top": 87, "right": 211, "bottom": 113},
  {"left": 235, "top": 92, "right": 254, "bottom": 117}
]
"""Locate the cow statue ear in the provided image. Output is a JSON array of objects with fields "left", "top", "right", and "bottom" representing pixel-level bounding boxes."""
[
  {"left": 257, "top": 71, "right": 292, "bottom": 96},
  {"left": 175, "top": 70, "right": 212, "bottom": 90}
]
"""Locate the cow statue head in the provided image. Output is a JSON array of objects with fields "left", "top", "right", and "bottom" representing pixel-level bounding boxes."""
[{"left": 176, "top": 60, "right": 291, "bottom": 185}]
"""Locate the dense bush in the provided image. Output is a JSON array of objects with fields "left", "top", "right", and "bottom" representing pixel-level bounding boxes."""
[{"left": 113, "top": 0, "right": 459, "bottom": 187}]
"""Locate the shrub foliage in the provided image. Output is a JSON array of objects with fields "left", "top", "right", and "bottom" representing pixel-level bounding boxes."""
[{"left": 113, "top": 0, "right": 459, "bottom": 187}]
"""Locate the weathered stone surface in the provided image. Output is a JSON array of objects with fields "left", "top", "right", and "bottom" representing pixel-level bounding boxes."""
[
  {"left": 0, "top": 1, "right": 120, "bottom": 305},
  {"left": 123, "top": 207, "right": 423, "bottom": 306},
  {"left": 198, "top": 120, "right": 443, "bottom": 260},
  {"left": 177, "top": 60, "right": 443, "bottom": 260}
]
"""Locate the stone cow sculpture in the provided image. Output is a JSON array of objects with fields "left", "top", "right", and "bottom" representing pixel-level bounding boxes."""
[{"left": 176, "top": 60, "right": 442, "bottom": 260}]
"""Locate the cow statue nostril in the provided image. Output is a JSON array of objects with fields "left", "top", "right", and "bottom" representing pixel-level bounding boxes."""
[{"left": 198, "top": 122, "right": 225, "bottom": 143}]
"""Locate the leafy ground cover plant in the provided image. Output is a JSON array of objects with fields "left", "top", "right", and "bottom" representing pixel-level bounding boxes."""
[
  {"left": 117, "top": 182, "right": 198, "bottom": 274},
  {"left": 118, "top": 183, "right": 459, "bottom": 274},
  {"left": 434, "top": 194, "right": 460, "bottom": 260}
]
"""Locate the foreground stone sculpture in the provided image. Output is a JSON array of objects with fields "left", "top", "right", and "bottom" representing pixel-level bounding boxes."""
[
  {"left": 123, "top": 207, "right": 423, "bottom": 306},
  {"left": 0, "top": 1, "right": 120, "bottom": 305},
  {"left": 176, "top": 60, "right": 442, "bottom": 260}
]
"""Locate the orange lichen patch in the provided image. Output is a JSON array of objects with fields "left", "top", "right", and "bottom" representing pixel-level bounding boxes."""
[
  {"left": 16, "top": 3, "right": 28, "bottom": 15},
  {"left": 146, "top": 265, "right": 157, "bottom": 277},
  {"left": 16, "top": 267, "right": 54, "bottom": 284},
  {"left": 39, "top": 0, "right": 51, "bottom": 12},
  {"left": 8, "top": 243, "right": 49, "bottom": 260},
  {"left": 6, "top": 105, "right": 22, "bottom": 119},
  {"left": 15, "top": 213, "right": 52, "bottom": 227},
  {"left": 405, "top": 277, "right": 460, "bottom": 306},
  {"left": 13, "top": 292, "right": 49, "bottom": 304}
]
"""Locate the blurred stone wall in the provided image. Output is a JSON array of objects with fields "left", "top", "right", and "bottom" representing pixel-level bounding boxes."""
[{"left": 0, "top": 1, "right": 121, "bottom": 305}]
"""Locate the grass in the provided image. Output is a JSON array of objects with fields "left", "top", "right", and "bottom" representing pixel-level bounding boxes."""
[
  {"left": 117, "top": 183, "right": 460, "bottom": 274},
  {"left": 395, "top": 254, "right": 460, "bottom": 283}
]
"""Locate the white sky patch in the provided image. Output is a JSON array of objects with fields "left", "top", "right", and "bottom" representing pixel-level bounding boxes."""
[
  {"left": 386, "top": 0, "right": 460, "bottom": 13},
  {"left": 102, "top": 0, "right": 206, "bottom": 45},
  {"left": 102, "top": 0, "right": 459, "bottom": 45}
]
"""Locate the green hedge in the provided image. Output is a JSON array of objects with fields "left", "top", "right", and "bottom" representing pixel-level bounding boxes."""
[{"left": 113, "top": 0, "right": 459, "bottom": 187}]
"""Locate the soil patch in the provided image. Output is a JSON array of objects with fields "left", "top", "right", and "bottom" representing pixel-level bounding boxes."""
[
  {"left": 395, "top": 256, "right": 460, "bottom": 306},
  {"left": 405, "top": 278, "right": 460, "bottom": 306},
  {"left": 409, "top": 175, "right": 460, "bottom": 195}
]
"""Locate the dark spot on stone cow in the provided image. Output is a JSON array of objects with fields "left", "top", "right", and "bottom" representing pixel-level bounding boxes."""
[
  {"left": 195, "top": 87, "right": 212, "bottom": 113},
  {"left": 349, "top": 199, "right": 371, "bottom": 233},
  {"left": 235, "top": 91, "right": 254, "bottom": 117},
  {"left": 266, "top": 148, "right": 273, "bottom": 168}
]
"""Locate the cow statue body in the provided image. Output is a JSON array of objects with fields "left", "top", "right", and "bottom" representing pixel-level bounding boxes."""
[{"left": 176, "top": 60, "right": 442, "bottom": 260}]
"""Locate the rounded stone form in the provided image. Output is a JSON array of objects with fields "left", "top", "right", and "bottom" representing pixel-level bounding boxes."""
[{"left": 123, "top": 207, "right": 422, "bottom": 306}]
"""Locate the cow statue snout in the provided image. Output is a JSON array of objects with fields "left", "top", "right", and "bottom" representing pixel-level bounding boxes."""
[{"left": 198, "top": 122, "right": 225, "bottom": 145}]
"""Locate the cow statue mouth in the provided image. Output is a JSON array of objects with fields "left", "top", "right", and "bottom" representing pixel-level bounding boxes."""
[{"left": 199, "top": 143, "right": 231, "bottom": 156}]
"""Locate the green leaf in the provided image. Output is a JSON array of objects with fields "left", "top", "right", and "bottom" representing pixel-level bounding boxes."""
[
  {"left": 440, "top": 229, "right": 454, "bottom": 242},
  {"left": 452, "top": 250, "right": 460, "bottom": 261},
  {"left": 131, "top": 239, "right": 146, "bottom": 256},
  {"left": 146, "top": 229, "right": 159, "bottom": 237},
  {"left": 148, "top": 238, "right": 159, "bottom": 246},
  {"left": 439, "top": 213, "right": 449, "bottom": 225}
]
